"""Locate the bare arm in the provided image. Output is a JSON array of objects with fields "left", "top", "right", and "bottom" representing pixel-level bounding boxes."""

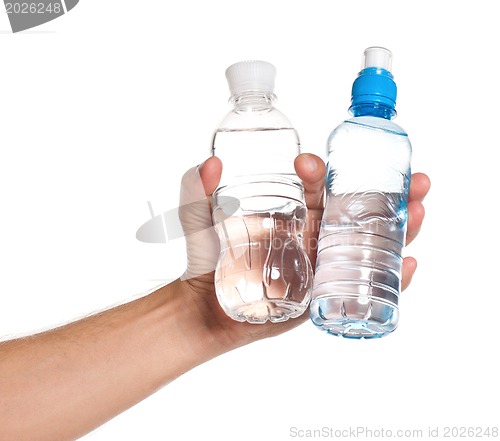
[{"left": 0, "top": 279, "right": 228, "bottom": 441}]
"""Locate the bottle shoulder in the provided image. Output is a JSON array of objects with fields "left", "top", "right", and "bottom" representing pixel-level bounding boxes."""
[
  {"left": 216, "top": 106, "right": 294, "bottom": 131},
  {"left": 339, "top": 116, "right": 408, "bottom": 137},
  {"left": 327, "top": 115, "right": 412, "bottom": 158}
]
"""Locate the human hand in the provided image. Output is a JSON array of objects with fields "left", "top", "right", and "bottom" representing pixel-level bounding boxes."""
[{"left": 178, "top": 154, "right": 430, "bottom": 350}]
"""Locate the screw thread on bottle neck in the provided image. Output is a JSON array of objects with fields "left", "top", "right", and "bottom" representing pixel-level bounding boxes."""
[{"left": 231, "top": 91, "right": 276, "bottom": 111}]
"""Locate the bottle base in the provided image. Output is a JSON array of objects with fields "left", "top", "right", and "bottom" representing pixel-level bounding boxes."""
[
  {"left": 309, "top": 296, "right": 398, "bottom": 339},
  {"left": 227, "top": 300, "right": 307, "bottom": 324},
  {"left": 313, "top": 319, "right": 393, "bottom": 339}
]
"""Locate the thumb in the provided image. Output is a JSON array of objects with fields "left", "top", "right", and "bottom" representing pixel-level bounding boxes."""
[
  {"left": 198, "top": 156, "right": 222, "bottom": 196},
  {"left": 179, "top": 157, "right": 222, "bottom": 280},
  {"left": 179, "top": 156, "right": 222, "bottom": 207}
]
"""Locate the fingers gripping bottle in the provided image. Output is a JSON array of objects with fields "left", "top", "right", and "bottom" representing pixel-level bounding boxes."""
[
  {"left": 310, "top": 47, "right": 412, "bottom": 338},
  {"left": 211, "top": 60, "right": 313, "bottom": 324}
]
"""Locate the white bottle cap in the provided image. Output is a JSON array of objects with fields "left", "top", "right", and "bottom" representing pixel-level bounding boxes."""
[
  {"left": 362, "top": 47, "right": 392, "bottom": 71},
  {"left": 225, "top": 60, "right": 276, "bottom": 97}
]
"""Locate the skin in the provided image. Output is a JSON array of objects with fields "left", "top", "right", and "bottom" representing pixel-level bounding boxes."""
[{"left": 0, "top": 154, "right": 430, "bottom": 441}]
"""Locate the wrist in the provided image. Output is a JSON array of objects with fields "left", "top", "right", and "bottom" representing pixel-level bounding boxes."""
[{"left": 151, "top": 278, "right": 232, "bottom": 379}]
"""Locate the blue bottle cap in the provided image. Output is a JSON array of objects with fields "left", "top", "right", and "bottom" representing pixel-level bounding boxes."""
[{"left": 349, "top": 47, "right": 397, "bottom": 116}]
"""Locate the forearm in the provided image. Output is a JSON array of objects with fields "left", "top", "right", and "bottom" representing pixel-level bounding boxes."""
[{"left": 0, "top": 279, "right": 225, "bottom": 441}]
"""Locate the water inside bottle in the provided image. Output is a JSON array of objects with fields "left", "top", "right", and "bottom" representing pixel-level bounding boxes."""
[
  {"left": 211, "top": 126, "right": 312, "bottom": 323},
  {"left": 213, "top": 202, "right": 312, "bottom": 323},
  {"left": 211, "top": 127, "right": 299, "bottom": 183},
  {"left": 310, "top": 190, "right": 407, "bottom": 338}
]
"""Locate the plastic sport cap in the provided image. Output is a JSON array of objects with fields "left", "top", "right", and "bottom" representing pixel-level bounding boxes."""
[
  {"left": 350, "top": 46, "right": 397, "bottom": 115},
  {"left": 225, "top": 60, "right": 277, "bottom": 97}
]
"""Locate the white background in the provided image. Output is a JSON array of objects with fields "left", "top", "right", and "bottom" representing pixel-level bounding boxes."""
[{"left": 1, "top": 1, "right": 498, "bottom": 440}]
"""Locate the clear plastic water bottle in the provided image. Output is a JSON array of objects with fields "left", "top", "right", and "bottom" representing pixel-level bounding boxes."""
[
  {"left": 211, "top": 60, "right": 313, "bottom": 324},
  {"left": 310, "top": 47, "right": 412, "bottom": 338}
]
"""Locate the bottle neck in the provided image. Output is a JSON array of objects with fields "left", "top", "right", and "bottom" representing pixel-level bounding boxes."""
[
  {"left": 349, "top": 103, "right": 396, "bottom": 120},
  {"left": 231, "top": 91, "right": 276, "bottom": 111}
]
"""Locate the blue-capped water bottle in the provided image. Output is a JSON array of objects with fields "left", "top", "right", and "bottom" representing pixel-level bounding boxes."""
[{"left": 310, "top": 47, "right": 412, "bottom": 338}]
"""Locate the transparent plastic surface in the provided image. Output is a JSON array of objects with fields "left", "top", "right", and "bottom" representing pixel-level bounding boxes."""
[
  {"left": 211, "top": 85, "right": 312, "bottom": 323},
  {"left": 310, "top": 116, "right": 411, "bottom": 338}
]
